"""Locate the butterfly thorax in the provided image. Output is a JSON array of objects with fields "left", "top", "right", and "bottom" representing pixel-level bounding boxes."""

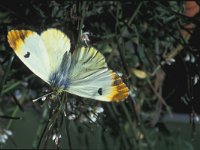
[{"left": 48, "top": 52, "right": 71, "bottom": 89}]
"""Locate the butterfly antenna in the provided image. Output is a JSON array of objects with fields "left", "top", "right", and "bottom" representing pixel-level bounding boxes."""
[{"left": 32, "top": 91, "right": 55, "bottom": 102}]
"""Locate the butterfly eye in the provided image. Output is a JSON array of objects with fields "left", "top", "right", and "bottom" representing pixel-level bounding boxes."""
[
  {"left": 24, "top": 52, "right": 30, "bottom": 58},
  {"left": 98, "top": 88, "right": 103, "bottom": 95}
]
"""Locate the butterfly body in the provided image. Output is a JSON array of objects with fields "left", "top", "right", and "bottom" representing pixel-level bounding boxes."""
[
  {"left": 7, "top": 28, "right": 129, "bottom": 102},
  {"left": 49, "top": 53, "right": 71, "bottom": 89}
]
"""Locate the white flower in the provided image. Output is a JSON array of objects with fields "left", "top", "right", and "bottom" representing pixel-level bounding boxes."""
[
  {"left": 66, "top": 102, "right": 72, "bottom": 111},
  {"left": 21, "top": 81, "right": 28, "bottom": 87},
  {"left": 0, "top": 129, "right": 12, "bottom": 144},
  {"left": 41, "top": 96, "right": 46, "bottom": 101},
  {"left": 191, "top": 55, "right": 195, "bottom": 63},
  {"left": 89, "top": 113, "right": 97, "bottom": 122},
  {"left": 184, "top": 54, "right": 196, "bottom": 63},
  {"left": 129, "top": 91, "right": 136, "bottom": 98},
  {"left": 68, "top": 114, "right": 76, "bottom": 120},
  {"left": 81, "top": 32, "right": 90, "bottom": 45},
  {"left": 194, "top": 75, "right": 199, "bottom": 85},
  {"left": 87, "top": 107, "right": 92, "bottom": 111},
  {"left": 52, "top": 133, "right": 61, "bottom": 145},
  {"left": 4, "top": 130, "right": 12, "bottom": 136},
  {"left": 95, "top": 107, "right": 104, "bottom": 113},
  {"left": 14, "top": 90, "right": 22, "bottom": 99},
  {"left": 195, "top": 115, "right": 199, "bottom": 122},
  {"left": 184, "top": 54, "right": 190, "bottom": 62},
  {"left": 166, "top": 58, "right": 175, "bottom": 65}
]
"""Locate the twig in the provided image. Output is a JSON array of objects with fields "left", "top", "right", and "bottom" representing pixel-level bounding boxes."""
[
  {"left": 147, "top": 78, "right": 168, "bottom": 107},
  {"left": 6, "top": 89, "right": 27, "bottom": 130},
  {"left": 37, "top": 119, "right": 50, "bottom": 149},
  {"left": 0, "top": 115, "right": 21, "bottom": 120},
  {"left": 76, "top": 1, "right": 86, "bottom": 46},
  {"left": 65, "top": 119, "right": 72, "bottom": 149},
  {"left": 11, "top": 93, "right": 24, "bottom": 112},
  {"left": 0, "top": 54, "right": 14, "bottom": 96}
]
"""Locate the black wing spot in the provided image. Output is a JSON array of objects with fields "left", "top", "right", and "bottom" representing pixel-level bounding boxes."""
[
  {"left": 24, "top": 52, "right": 30, "bottom": 58},
  {"left": 98, "top": 88, "right": 103, "bottom": 95}
]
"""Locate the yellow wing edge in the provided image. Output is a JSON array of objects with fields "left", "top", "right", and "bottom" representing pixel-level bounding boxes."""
[{"left": 107, "top": 72, "right": 129, "bottom": 102}]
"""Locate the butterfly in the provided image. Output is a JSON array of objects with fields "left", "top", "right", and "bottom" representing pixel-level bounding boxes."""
[{"left": 7, "top": 28, "right": 129, "bottom": 102}]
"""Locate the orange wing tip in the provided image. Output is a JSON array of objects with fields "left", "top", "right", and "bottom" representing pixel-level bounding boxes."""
[
  {"left": 7, "top": 30, "right": 33, "bottom": 52},
  {"left": 107, "top": 72, "right": 129, "bottom": 102},
  {"left": 107, "top": 86, "right": 129, "bottom": 102}
]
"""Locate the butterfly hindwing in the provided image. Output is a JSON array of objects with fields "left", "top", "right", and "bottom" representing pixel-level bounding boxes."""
[
  {"left": 41, "top": 28, "right": 71, "bottom": 73},
  {"left": 68, "top": 46, "right": 107, "bottom": 81},
  {"left": 66, "top": 46, "right": 129, "bottom": 102}
]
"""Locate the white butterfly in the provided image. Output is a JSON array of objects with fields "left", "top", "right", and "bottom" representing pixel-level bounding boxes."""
[{"left": 7, "top": 28, "right": 129, "bottom": 102}]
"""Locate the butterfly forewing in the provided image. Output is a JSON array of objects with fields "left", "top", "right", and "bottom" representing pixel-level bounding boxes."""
[
  {"left": 7, "top": 30, "right": 51, "bottom": 83},
  {"left": 7, "top": 29, "right": 72, "bottom": 85}
]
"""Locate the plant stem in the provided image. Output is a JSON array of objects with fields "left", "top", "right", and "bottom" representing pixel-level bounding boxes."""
[{"left": 6, "top": 89, "right": 27, "bottom": 129}]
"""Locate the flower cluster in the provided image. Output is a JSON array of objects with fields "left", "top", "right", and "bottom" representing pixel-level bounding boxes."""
[
  {"left": 65, "top": 98, "right": 104, "bottom": 123},
  {"left": 0, "top": 128, "right": 12, "bottom": 144},
  {"left": 78, "top": 106, "right": 104, "bottom": 123},
  {"left": 52, "top": 132, "right": 61, "bottom": 145}
]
